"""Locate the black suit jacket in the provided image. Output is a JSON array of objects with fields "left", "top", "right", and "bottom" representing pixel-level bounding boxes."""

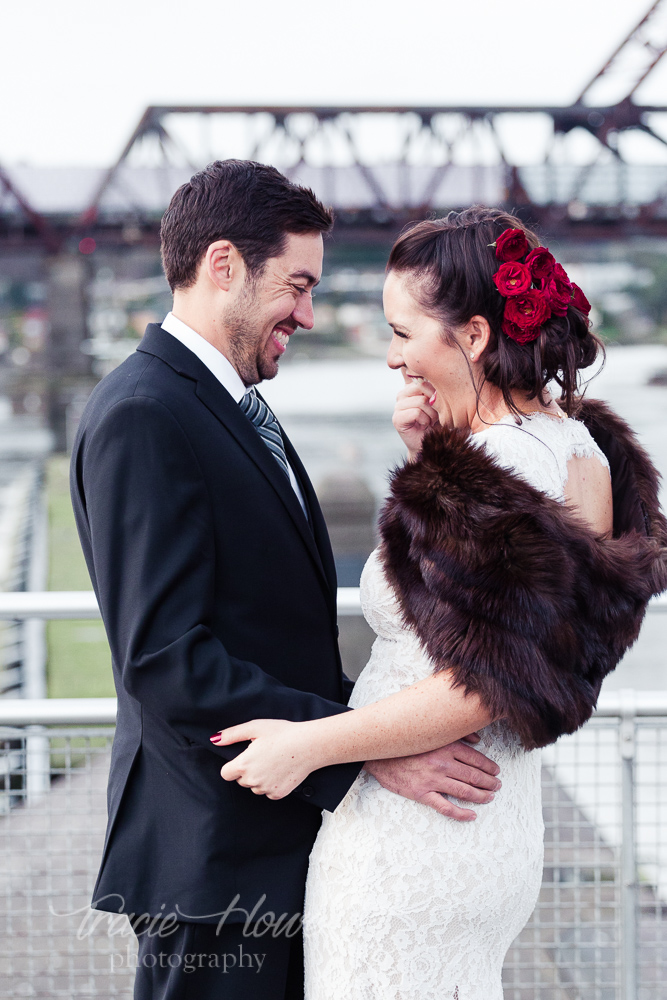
[{"left": 70, "top": 323, "right": 362, "bottom": 924}]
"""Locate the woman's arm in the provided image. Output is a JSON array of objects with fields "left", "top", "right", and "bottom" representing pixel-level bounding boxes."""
[
  {"left": 211, "top": 670, "right": 494, "bottom": 800},
  {"left": 563, "top": 454, "right": 613, "bottom": 537}
]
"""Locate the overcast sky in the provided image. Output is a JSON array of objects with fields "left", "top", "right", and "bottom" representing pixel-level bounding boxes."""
[{"left": 1, "top": 0, "right": 665, "bottom": 167}]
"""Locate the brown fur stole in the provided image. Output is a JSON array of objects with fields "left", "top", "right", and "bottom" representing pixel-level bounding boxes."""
[{"left": 379, "top": 398, "right": 667, "bottom": 749}]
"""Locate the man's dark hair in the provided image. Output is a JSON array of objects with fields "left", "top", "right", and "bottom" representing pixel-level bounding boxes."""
[{"left": 160, "top": 160, "right": 334, "bottom": 291}]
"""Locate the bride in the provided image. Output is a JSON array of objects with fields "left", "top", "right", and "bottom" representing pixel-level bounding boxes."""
[{"left": 211, "top": 207, "right": 667, "bottom": 999}]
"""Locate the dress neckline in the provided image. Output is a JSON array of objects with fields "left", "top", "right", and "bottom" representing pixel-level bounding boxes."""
[{"left": 472, "top": 409, "right": 568, "bottom": 436}]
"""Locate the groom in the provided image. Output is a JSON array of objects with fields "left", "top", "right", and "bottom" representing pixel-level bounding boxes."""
[{"left": 70, "top": 160, "right": 501, "bottom": 1000}]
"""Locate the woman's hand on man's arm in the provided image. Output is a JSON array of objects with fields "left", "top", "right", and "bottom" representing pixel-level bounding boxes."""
[
  {"left": 212, "top": 670, "right": 501, "bottom": 812},
  {"left": 213, "top": 720, "right": 501, "bottom": 821}
]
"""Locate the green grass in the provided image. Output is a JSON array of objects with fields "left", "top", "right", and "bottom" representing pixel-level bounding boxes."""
[{"left": 46, "top": 457, "right": 115, "bottom": 698}]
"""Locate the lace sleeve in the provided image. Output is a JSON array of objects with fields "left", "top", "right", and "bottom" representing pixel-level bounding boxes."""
[
  {"left": 474, "top": 414, "right": 610, "bottom": 502},
  {"left": 563, "top": 418, "right": 610, "bottom": 474},
  {"left": 473, "top": 421, "right": 566, "bottom": 499}
]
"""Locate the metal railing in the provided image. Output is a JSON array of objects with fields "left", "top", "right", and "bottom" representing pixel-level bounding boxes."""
[
  {"left": 0, "top": 589, "right": 664, "bottom": 621},
  {"left": 2, "top": 697, "right": 667, "bottom": 998},
  {"left": 1, "top": 592, "right": 667, "bottom": 998},
  {"left": 0, "top": 588, "right": 365, "bottom": 619}
]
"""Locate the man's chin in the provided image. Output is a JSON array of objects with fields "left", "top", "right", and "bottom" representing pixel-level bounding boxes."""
[{"left": 257, "top": 357, "right": 281, "bottom": 382}]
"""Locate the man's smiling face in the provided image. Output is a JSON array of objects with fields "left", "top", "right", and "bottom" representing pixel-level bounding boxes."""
[{"left": 223, "top": 231, "right": 323, "bottom": 386}]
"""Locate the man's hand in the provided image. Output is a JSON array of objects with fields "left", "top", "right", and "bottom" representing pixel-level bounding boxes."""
[{"left": 364, "top": 735, "right": 501, "bottom": 822}]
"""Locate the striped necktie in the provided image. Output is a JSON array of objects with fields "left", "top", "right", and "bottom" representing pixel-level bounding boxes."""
[{"left": 238, "top": 388, "right": 291, "bottom": 481}]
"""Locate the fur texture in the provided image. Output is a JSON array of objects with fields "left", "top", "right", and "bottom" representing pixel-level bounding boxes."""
[{"left": 379, "top": 398, "right": 667, "bottom": 749}]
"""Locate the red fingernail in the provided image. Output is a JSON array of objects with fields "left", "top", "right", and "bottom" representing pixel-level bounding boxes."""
[{"left": 210, "top": 736, "right": 221, "bottom": 743}]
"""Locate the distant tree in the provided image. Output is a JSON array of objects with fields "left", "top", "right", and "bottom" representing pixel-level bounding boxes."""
[
  {"left": 626, "top": 253, "right": 667, "bottom": 328},
  {"left": 4, "top": 281, "right": 29, "bottom": 312}
]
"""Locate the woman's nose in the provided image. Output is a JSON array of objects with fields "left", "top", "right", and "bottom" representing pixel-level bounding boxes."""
[{"left": 387, "top": 336, "right": 404, "bottom": 370}]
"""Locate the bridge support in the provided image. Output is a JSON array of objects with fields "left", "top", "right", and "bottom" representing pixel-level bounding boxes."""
[{"left": 44, "top": 254, "right": 93, "bottom": 452}]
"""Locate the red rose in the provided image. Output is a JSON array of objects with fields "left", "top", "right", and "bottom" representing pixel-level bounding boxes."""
[
  {"left": 493, "top": 262, "right": 532, "bottom": 297},
  {"left": 502, "top": 318, "right": 542, "bottom": 345},
  {"left": 571, "top": 283, "right": 591, "bottom": 315},
  {"left": 543, "top": 263, "right": 572, "bottom": 317},
  {"left": 504, "top": 289, "right": 551, "bottom": 330},
  {"left": 525, "top": 246, "right": 555, "bottom": 281},
  {"left": 495, "top": 228, "right": 529, "bottom": 262}
]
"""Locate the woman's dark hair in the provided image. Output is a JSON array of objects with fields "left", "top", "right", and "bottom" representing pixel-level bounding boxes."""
[
  {"left": 387, "top": 206, "right": 603, "bottom": 416},
  {"left": 160, "top": 160, "right": 334, "bottom": 291}
]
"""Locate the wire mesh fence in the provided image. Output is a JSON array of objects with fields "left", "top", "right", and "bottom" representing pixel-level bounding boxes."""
[
  {"left": 0, "top": 726, "right": 136, "bottom": 998},
  {"left": 0, "top": 463, "right": 44, "bottom": 699},
  {"left": 0, "top": 709, "right": 666, "bottom": 998},
  {"left": 504, "top": 713, "right": 667, "bottom": 1000},
  {"left": 504, "top": 719, "right": 623, "bottom": 999}
]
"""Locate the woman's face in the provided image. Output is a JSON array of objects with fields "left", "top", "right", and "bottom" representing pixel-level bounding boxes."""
[{"left": 383, "top": 270, "right": 479, "bottom": 429}]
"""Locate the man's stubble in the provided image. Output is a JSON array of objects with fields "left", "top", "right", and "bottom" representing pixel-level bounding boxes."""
[{"left": 222, "top": 278, "right": 278, "bottom": 387}]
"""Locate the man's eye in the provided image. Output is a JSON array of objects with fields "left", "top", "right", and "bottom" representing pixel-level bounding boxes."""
[{"left": 292, "top": 284, "right": 309, "bottom": 295}]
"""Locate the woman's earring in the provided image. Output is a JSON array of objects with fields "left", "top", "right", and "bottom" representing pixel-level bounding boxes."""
[{"left": 470, "top": 352, "right": 475, "bottom": 360}]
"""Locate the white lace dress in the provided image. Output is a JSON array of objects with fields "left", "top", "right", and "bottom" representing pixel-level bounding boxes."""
[{"left": 303, "top": 412, "right": 611, "bottom": 1000}]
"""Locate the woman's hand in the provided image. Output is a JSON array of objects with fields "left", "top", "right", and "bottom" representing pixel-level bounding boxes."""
[
  {"left": 211, "top": 719, "right": 316, "bottom": 800},
  {"left": 393, "top": 373, "right": 439, "bottom": 459}
]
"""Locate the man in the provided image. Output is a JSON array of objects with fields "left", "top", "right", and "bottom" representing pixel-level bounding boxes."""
[{"left": 70, "top": 160, "right": 501, "bottom": 1000}]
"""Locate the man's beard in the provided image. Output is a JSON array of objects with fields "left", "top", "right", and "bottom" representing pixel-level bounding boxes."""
[{"left": 222, "top": 283, "right": 280, "bottom": 386}]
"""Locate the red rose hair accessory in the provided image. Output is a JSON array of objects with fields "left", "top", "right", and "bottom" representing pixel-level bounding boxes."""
[
  {"left": 494, "top": 228, "right": 529, "bottom": 262},
  {"left": 525, "top": 246, "right": 555, "bottom": 280},
  {"left": 543, "top": 263, "right": 572, "bottom": 317},
  {"left": 571, "top": 284, "right": 591, "bottom": 316},
  {"left": 503, "top": 291, "right": 551, "bottom": 344},
  {"left": 493, "top": 262, "right": 532, "bottom": 297},
  {"left": 488, "top": 229, "right": 590, "bottom": 343}
]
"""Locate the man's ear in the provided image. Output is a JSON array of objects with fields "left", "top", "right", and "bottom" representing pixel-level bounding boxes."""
[{"left": 204, "top": 241, "right": 246, "bottom": 292}]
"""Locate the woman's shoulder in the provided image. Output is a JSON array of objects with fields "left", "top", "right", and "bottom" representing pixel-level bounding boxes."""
[
  {"left": 530, "top": 412, "right": 609, "bottom": 466},
  {"left": 472, "top": 410, "right": 609, "bottom": 499},
  {"left": 478, "top": 411, "right": 609, "bottom": 463},
  {"left": 472, "top": 416, "right": 562, "bottom": 497}
]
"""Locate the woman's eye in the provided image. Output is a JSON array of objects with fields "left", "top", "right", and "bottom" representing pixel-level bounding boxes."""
[{"left": 392, "top": 329, "right": 408, "bottom": 339}]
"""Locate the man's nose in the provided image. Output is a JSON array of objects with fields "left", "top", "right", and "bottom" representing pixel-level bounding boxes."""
[{"left": 292, "top": 294, "right": 315, "bottom": 331}]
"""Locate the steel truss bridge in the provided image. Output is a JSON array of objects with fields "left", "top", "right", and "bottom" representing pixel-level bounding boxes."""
[
  {"left": 0, "top": 1, "right": 666, "bottom": 449},
  {"left": 2, "top": 1, "right": 667, "bottom": 250}
]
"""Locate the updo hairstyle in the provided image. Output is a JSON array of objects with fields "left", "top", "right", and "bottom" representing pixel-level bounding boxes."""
[{"left": 387, "top": 206, "right": 603, "bottom": 416}]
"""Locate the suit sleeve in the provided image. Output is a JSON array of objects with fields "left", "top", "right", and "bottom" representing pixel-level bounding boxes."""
[{"left": 77, "top": 394, "right": 361, "bottom": 812}]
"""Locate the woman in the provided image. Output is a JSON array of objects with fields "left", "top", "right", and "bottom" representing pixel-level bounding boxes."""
[{"left": 211, "top": 207, "right": 667, "bottom": 999}]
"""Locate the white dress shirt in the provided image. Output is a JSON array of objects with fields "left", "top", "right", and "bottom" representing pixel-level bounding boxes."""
[{"left": 162, "top": 313, "right": 307, "bottom": 515}]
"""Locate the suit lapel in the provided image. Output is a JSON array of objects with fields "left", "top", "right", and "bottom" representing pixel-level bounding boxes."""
[
  {"left": 137, "top": 326, "right": 334, "bottom": 602},
  {"left": 281, "top": 429, "right": 338, "bottom": 598}
]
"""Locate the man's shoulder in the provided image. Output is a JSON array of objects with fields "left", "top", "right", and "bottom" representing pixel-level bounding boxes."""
[{"left": 84, "top": 348, "right": 193, "bottom": 422}]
